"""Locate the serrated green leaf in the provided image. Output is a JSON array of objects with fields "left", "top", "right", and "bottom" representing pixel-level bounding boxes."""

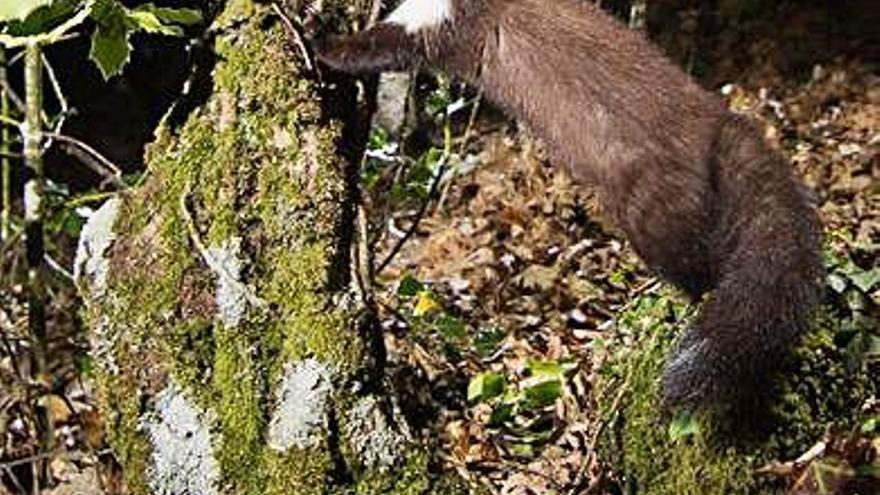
[
  {"left": 526, "top": 359, "right": 564, "bottom": 380},
  {"left": 1, "top": 0, "right": 82, "bottom": 38},
  {"left": 89, "top": 21, "right": 131, "bottom": 79},
  {"left": 0, "top": 0, "right": 53, "bottom": 22},
  {"left": 668, "top": 411, "right": 700, "bottom": 441},
  {"left": 522, "top": 379, "right": 561, "bottom": 409},
  {"left": 127, "top": 10, "right": 181, "bottom": 35},
  {"left": 132, "top": 3, "right": 201, "bottom": 26},
  {"left": 848, "top": 268, "right": 880, "bottom": 293},
  {"left": 88, "top": 0, "right": 133, "bottom": 79},
  {"left": 467, "top": 371, "right": 506, "bottom": 403}
]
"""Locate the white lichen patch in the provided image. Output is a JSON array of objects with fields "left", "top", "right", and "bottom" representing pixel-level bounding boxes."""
[
  {"left": 73, "top": 196, "right": 121, "bottom": 297},
  {"left": 206, "top": 237, "right": 247, "bottom": 327},
  {"left": 268, "top": 359, "right": 334, "bottom": 451},
  {"left": 140, "top": 381, "right": 219, "bottom": 495},
  {"left": 343, "top": 396, "right": 409, "bottom": 470}
]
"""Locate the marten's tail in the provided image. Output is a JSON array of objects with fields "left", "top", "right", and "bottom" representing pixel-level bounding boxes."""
[{"left": 661, "top": 115, "right": 824, "bottom": 416}]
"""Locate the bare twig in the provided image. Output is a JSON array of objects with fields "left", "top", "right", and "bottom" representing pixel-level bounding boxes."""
[
  {"left": 0, "top": 113, "right": 21, "bottom": 129},
  {"left": 43, "top": 132, "right": 125, "bottom": 187},
  {"left": 179, "top": 181, "right": 267, "bottom": 309},
  {"left": 40, "top": 54, "right": 71, "bottom": 150},
  {"left": 375, "top": 159, "right": 450, "bottom": 274},
  {"left": 0, "top": 78, "right": 26, "bottom": 114},
  {"left": 272, "top": 2, "right": 315, "bottom": 72},
  {"left": 1, "top": 47, "right": 10, "bottom": 242},
  {"left": 44, "top": 253, "right": 74, "bottom": 283}
]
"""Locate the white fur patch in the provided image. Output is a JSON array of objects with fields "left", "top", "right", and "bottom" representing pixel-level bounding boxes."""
[{"left": 386, "top": 0, "right": 452, "bottom": 33}]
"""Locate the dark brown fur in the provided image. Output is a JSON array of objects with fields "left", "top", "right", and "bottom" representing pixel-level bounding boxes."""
[{"left": 316, "top": 0, "right": 823, "bottom": 416}]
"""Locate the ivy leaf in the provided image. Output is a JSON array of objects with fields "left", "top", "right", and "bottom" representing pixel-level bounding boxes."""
[
  {"left": 88, "top": 0, "right": 133, "bottom": 79},
  {"left": 135, "top": 4, "right": 201, "bottom": 26},
  {"left": 848, "top": 268, "right": 880, "bottom": 293},
  {"left": 522, "top": 379, "right": 562, "bottom": 409},
  {"left": 129, "top": 3, "right": 202, "bottom": 35},
  {"left": 526, "top": 359, "right": 565, "bottom": 380},
  {"left": 1, "top": 0, "right": 80, "bottom": 37},
  {"left": 89, "top": 20, "right": 131, "bottom": 79},
  {"left": 0, "top": 0, "right": 53, "bottom": 23},
  {"left": 397, "top": 274, "right": 423, "bottom": 298},
  {"left": 467, "top": 372, "right": 506, "bottom": 403},
  {"left": 126, "top": 10, "right": 181, "bottom": 35}
]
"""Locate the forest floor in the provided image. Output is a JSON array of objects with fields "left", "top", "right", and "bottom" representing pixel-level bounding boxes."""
[
  {"left": 370, "top": 58, "right": 878, "bottom": 494},
  {"left": 0, "top": 10, "right": 878, "bottom": 495}
]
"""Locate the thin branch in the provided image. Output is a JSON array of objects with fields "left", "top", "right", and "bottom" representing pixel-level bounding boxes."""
[
  {"left": 375, "top": 159, "right": 450, "bottom": 274},
  {"left": 0, "top": 113, "right": 21, "bottom": 129},
  {"left": 43, "top": 132, "right": 125, "bottom": 187},
  {"left": 179, "top": 181, "right": 267, "bottom": 309},
  {"left": 0, "top": 78, "right": 26, "bottom": 114},
  {"left": 40, "top": 54, "right": 71, "bottom": 150},
  {"left": 272, "top": 2, "right": 315, "bottom": 72},
  {"left": 1, "top": 47, "right": 10, "bottom": 242},
  {"left": 44, "top": 253, "right": 74, "bottom": 283}
]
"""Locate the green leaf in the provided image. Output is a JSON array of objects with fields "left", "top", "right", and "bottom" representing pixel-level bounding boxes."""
[
  {"left": 397, "top": 274, "right": 423, "bottom": 297},
  {"left": 126, "top": 10, "right": 181, "bottom": 35},
  {"left": 0, "top": 0, "right": 53, "bottom": 22},
  {"left": 474, "top": 326, "right": 506, "bottom": 357},
  {"left": 467, "top": 371, "right": 507, "bottom": 403},
  {"left": 132, "top": 3, "right": 201, "bottom": 26},
  {"left": 526, "top": 359, "right": 565, "bottom": 380},
  {"left": 522, "top": 379, "right": 562, "bottom": 409},
  {"left": 848, "top": 268, "right": 880, "bottom": 293},
  {"left": 88, "top": 0, "right": 133, "bottom": 79},
  {"left": 668, "top": 411, "right": 701, "bottom": 441},
  {"left": 860, "top": 416, "right": 878, "bottom": 434},
  {"left": 89, "top": 21, "right": 131, "bottom": 79},
  {"left": 0, "top": 0, "right": 82, "bottom": 37},
  {"left": 488, "top": 402, "right": 514, "bottom": 425},
  {"left": 435, "top": 314, "right": 467, "bottom": 341}
]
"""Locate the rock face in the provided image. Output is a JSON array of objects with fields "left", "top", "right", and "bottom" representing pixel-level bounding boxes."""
[{"left": 75, "top": 2, "right": 466, "bottom": 494}]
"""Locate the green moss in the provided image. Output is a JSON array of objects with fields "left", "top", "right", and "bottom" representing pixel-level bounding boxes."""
[
  {"left": 100, "top": 372, "right": 153, "bottom": 495},
  {"left": 351, "top": 449, "right": 470, "bottom": 495},
  {"left": 595, "top": 291, "right": 875, "bottom": 495},
  {"left": 213, "top": 324, "right": 264, "bottom": 492},
  {"left": 263, "top": 447, "right": 333, "bottom": 495}
]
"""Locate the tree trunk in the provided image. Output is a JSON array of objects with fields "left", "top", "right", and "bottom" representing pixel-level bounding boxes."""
[{"left": 74, "top": 2, "right": 466, "bottom": 494}]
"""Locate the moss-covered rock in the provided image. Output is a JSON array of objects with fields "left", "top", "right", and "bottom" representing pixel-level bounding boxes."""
[
  {"left": 594, "top": 290, "right": 877, "bottom": 494},
  {"left": 76, "top": 2, "right": 468, "bottom": 493}
]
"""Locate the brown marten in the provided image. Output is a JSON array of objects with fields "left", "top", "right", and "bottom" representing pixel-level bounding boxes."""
[{"left": 315, "top": 0, "right": 824, "bottom": 419}]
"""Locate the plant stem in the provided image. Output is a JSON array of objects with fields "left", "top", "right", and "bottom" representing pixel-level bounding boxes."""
[
  {"left": 23, "top": 41, "right": 53, "bottom": 484},
  {"left": 1, "top": 48, "right": 9, "bottom": 242}
]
